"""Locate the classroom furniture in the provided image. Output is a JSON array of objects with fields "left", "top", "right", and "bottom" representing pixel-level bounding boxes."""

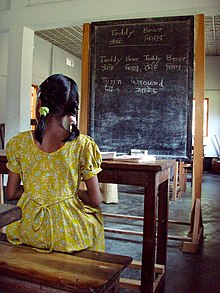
[
  {"left": 0, "top": 151, "right": 171, "bottom": 293},
  {"left": 88, "top": 17, "right": 193, "bottom": 160},
  {"left": 100, "top": 183, "right": 119, "bottom": 203},
  {"left": 0, "top": 232, "right": 132, "bottom": 293},
  {"left": 0, "top": 124, "right": 5, "bottom": 149},
  {"left": 80, "top": 15, "right": 205, "bottom": 258},
  {"left": 98, "top": 159, "right": 172, "bottom": 293},
  {"left": 0, "top": 204, "right": 22, "bottom": 228},
  {"left": 183, "top": 14, "right": 205, "bottom": 253},
  {"left": 212, "top": 158, "right": 220, "bottom": 174},
  {"left": 0, "top": 150, "right": 7, "bottom": 206}
]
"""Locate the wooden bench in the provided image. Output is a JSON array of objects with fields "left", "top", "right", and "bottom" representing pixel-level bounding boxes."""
[
  {"left": 0, "top": 204, "right": 22, "bottom": 229},
  {"left": 0, "top": 233, "right": 132, "bottom": 292}
]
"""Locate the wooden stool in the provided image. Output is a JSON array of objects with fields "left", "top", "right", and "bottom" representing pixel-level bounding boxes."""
[{"left": 0, "top": 233, "right": 132, "bottom": 293}]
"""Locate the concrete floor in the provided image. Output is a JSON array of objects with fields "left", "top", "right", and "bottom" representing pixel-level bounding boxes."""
[{"left": 100, "top": 172, "right": 220, "bottom": 293}]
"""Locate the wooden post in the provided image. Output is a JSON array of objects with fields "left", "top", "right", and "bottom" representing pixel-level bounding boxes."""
[
  {"left": 0, "top": 175, "right": 3, "bottom": 204},
  {"left": 171, "top": 161, "right": 178, "bottom": 201},
  {"left": 183, "top": 14, "right": 205, "bottom": 253},
  {"left": 79, "top": 23, "right": 91, "bottom": 135}
]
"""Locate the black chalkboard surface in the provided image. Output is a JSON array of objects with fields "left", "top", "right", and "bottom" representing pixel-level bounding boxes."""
[{"left": 89, "top": 16, "right": 194, "bottom": 160}]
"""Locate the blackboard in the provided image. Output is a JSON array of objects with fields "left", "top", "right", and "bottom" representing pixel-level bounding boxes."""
[{"left": 89, "top": 16, "right": 194, "bottom": 160}]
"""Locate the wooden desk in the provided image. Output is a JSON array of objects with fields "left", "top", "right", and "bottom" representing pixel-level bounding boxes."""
[
  {"left": 99, "top": 159, "right": 172, "bottom": 293},
  {"left": 0, "top": 150, "right": 7, "bottom": 205},
  {"left": 0, "top": 233, "right": 132, "bottom": 293},
  {"left": 0, "top": 150, "right": 7, "bottom": 174},
  {"left": 0, "top": 204, "right": 22, "bottom": 228},
  {"left": 0, "top": 151, "right": 172, "bottom": 293}
]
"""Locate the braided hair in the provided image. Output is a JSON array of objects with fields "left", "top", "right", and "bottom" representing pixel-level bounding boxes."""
[{"left": 34, "top": 74, "right": 80, "bottom": 144}]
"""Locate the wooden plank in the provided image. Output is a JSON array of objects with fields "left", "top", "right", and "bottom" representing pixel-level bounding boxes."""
[
  {"left": 120, "top": 272, "right": 165, "bottom": 293},
  {"left": 171, "top": 161, "right": 178, "bottom": 200},
  {"left": 0, "top": 234, "right": 132, "bottom": 293},
  {"left": 182, "top": 227, "right": 203, "bottom": 253},
  {"left": 104, "top": 227, "right": 143, "bottom": 236},
  {"left": 0, "top": 150, "right": 8, "bottom": 174},
  {"left": 156, "top": 179, "right": 169, "bottom": 267},
  {"left": 129, "top": 261, "right": 165, "bottom": 274},
  {"left": 141, "top": 175, "right": 157, "bottom": 293},
  {"left": 103, "top": 212, "right": 143, "bottom": 221},
  {"left": 192, "top": 14, "right": 205, "bottom": 204},
  {"left": 185, "top": 14, "right": 204, "bottom": 250},
  {"left": 120, "top": 278, "right": 141, "bottom": 291},
  {"left": 0, "top": 204, "right": 22, "bottom": 228},
  {"left": 192, "top": 199, "right": 201, "bottom": 243},
  {"left": 0, "top": 174, "right": 3, "bottom": 204},
  {"left": 103, "top": 212, "right": 191, "bottom": 226},
  {"left": 79, "top": 23, "right": 90, "bottom": 135}
]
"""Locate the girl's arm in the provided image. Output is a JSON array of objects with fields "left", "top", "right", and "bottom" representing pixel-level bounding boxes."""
[
  {"left": 6, "top": 171, "right": 24, "bottom": 200},
  {"left": 78, "top": 175, "right": 102, "bottom": 207}
]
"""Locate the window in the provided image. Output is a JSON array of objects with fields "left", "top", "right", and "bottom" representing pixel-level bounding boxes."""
[{"left": 192, "top": 98, "right": 209, "bottom": 137}]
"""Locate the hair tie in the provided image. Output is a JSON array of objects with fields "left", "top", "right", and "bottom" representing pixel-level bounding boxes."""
[{"left": 39, "top": 106, "right": 49, "bottom": 117}]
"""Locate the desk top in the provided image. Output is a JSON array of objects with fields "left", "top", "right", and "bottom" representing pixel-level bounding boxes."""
[
  {"left": 0, "top": 149, "right": 174, "bottom": 173},
  {"left": 102, "top": 159, "right": 174, "bottom": 172},
  {"left": 0, "top": 204, "right": 22, "bottom": 228}
]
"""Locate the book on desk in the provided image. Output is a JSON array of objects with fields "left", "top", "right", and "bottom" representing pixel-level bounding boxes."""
[{"left": 101, "top": 151, "right": 156, "bottom": 163}]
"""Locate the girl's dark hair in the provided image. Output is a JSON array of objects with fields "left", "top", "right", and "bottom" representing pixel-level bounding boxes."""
[{"left": 35, "top": 74, "right": 80, "bottom": 144}]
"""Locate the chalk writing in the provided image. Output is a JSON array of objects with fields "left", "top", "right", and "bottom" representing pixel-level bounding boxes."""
[
  {"left": 109, "top": 38, "right": 123, "bottom": 46},
  {"left": 101, "top": 77, "right": 122, "bottom": 93},
  {"left": 165, "top": 64, "right": 182, "bottom": 71},
  {"left": 144, "top": 61, "right": 160, "bottom": 71},
  {"left": 144, "top": 35, "right": 166, "bottom": 42},
  {"left": 101, "top": 77, "right": 122, "bottom": 85},
  {"left": 104, "top": 85, "right": 119, "bottom": 93},
  {"left": 111, "top": 28, "right": 134, "bottom": 38},
  {"left": 166, "top": 54, "right": 187, "bottom": 62},
  {"left": 135, "top": 87, "right": 157, "bottom": 94},
  {"left": 131, "top": 78, "right": 165, "bottom": 94},
  {"left": 90, "top": 16, "right": 194, "bottom": 159},
  {"left": 124, "top": 64, "right": 140, "bottom": 72},
  {"left": 100, "top": 64, "right": 114, "bottom": 71},
  {"left": 143, "top": 27, "right": 163, "bottom": 34},
  {"left": 99, "top": 55, "right": 122, "bottom": 65},
  {"left": 144, "top": 55, "right": 161, "bottom": 62},
  {"left": 125, "top": 56, "right": 139, "bottom": 62},
  {"left": 109, "top": 28, "right": 134, "bottom": 46},
  {"left": 131, "top": 78, "right": 164, "bottom": 87}
]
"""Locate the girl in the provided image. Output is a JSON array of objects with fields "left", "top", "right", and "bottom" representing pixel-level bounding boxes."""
[{"left": 5, "top": 74, "right": 105, "bottom": 252}]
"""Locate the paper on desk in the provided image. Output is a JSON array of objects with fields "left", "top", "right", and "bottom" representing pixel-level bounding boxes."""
[
  {"left": 101, "top": 151, "right": 117, "bottom": 160},
  {"left": 114, "top": 154, "right": 156, "bottom": 163}
]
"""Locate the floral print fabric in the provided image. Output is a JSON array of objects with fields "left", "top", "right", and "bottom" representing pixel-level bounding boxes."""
[{"left": 5, "top": 131, "right": 105, "bottom": 252}]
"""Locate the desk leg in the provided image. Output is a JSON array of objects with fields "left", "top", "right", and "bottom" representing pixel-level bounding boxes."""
[
  {"left": 0, "top": 174, "right": 3, "bottom": 204},
  {"left": 141, "top": 176, "right": 157, "bottom": 293},
  {"left": 156, "top": 179, "right": 169, "bottom": 293},
  {"left": 157, "top": 179, "right": 169, "bottom": 266}
]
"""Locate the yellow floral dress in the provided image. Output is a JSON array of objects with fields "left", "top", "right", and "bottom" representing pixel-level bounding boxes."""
[{"left": 5, "top": 130, "right": 105, "bottom": 253}]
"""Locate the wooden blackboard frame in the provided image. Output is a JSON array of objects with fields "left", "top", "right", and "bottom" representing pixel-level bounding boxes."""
[{"left": 89, "top": 16, "right": 194, "bottom": 161}]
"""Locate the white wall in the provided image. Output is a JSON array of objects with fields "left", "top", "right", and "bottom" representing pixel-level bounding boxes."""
[
  {"left": 32, "top": 35, "right": 82, "bottom": 90},
  {"left": 0, "top": 0, "right": 219, "bottom": 154},
  {"left": 32, "top": 35, "right": 52, "bottom": 85},
  {"left": 0, "top": 32, "right": 8, "bottom": 124},
  {"left": 0, "top": 33, "right": 82, "bottom": 124},
  {"left": 204, "top": 57, "right": 220, "bottom": 157},
  {"left": 51, "top": 45, "right": 82, "bottom": 94}
]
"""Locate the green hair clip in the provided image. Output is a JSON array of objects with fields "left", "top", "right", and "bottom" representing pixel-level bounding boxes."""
[{"left": 39, "top": 106, "right": 49, "bottom": 117}]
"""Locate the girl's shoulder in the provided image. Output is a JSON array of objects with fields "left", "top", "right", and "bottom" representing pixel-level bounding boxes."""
[
  {"left": 6, "top": 130, "right": 32, "bottom": 150},
  {"left": 75, "top": 134, "right": 97, "bottom": 146}
]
